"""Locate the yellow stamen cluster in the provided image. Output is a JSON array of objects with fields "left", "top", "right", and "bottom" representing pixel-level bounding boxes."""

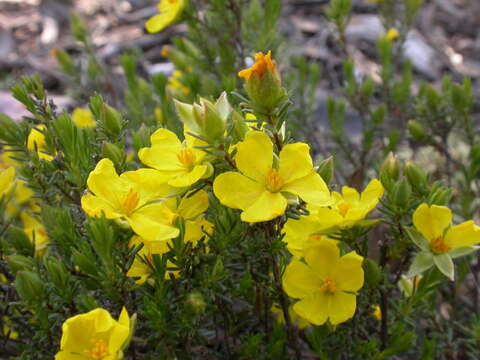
[
  {"left": 430, "top": 237, "right": 451, "bottom": 254},
  {"left": 122, "top": 189, "right": 140, "bottom": 215},
  {"left": 321, "top": 277, "right": 337, "bottom": 294},
  {"left": 265, "top": 168, "right": 284, "bottom": 192},
  {"left": 337, "top": 202, "right": 352, "bottom": 217},
  {"left": 84, "top": 339, "right": 109, "bottom": 359},
  {"left": 177, "top": 148, "right": 196, "bottom": 167}
]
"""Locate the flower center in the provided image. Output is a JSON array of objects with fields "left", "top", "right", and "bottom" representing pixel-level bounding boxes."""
[
  {"left": 122, "top": 189, "right": 140, "bottom": 215},
  {"left": 337, "top": 202, "right": 352, "bottom": 217},
  {"left": 177, "top": 148, "right": 196, "bottom": 168},
  {"left": 85, "top": 339, "right": 109, "bottom": 359},
  {"left": 430, "top": 237, "right": 450, "bottom": 254},
  {"left": 320, "top": 277, "right": 337, "bottom": 294},
  {"left": 265, "top": 168, "right": 284, "bottom": 192}
]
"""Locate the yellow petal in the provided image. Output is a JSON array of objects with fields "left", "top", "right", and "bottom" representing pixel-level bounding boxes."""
[
  {"left": 283, "top": 259, "right": 323, "bottom": 299},
  {"left": 310, "top": 207, "right": 344, "bottom": 229},
  {"left": 360, "top": 179, "right": 384, "bottom": 204},
  {"left": 86, "top": 159, "right": 130, "bottom": 208},
  {"left": 81, "top": 193, "right": 123, "bottom": 219},
  {"left": 293, "top": 292, "right": 329, "bottom": 326},
  {"left": 120, "top": 168, "right": 176, "bottom": 203},
  {"left": 341, "top": 186, "right": 360, "bottom": 203},
  {"left": 168, "top": 164, "right": 207, "bottom": 187},
  {"left": 328, "top": 292, "right": 357, "bottom": 325},
  {"left": 303, "top": 240, "right": 339, "bottom": 279},
  {"left": 127, "top": 203, "right": 179, "bottom": 241},
  {"left": 177, "top": 190, "right": 209, "bottom": 219},
  {"left": 72, "top": 108, "right": 96, "bottom": 128},
  {"left": 184, "top": 219, "right": 213, "bottom": 245},
  {"left": 279, "top": 142, "right": 314, "bottom": 183},
  {"left": 138, "top": 128, "right": 182, "bottom": 171},
  {"left": 213, "top": 172, "right": 264, "bottom": 211},
  {"left": 235, "top": 131, "right": 272, "bottom": 182},
  {"left": 241, "top": 191, "right": 287, "bottom": 223},
  {"left": 444, "top": 221, "right": 480, "bottom": 249},
  {"left": 413, "top": 203, "right": 452, "bottom": 241},
  {"left": 282, "top": 215, "right": 325, "bottom": 257},
  {"left": 0, "top": 166, "right": 15, "bottom": 198},
  {"left": 145, "top": 0, "right": 184, "bottom": 33},
  {"left": 281, "top": 172, "right": 331, "bottom": 206},
  {"left": 335, "top": 251, "right": 364, "bottom": 291}
]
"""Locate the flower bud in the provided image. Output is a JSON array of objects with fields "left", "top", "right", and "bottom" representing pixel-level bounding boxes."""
[
  {"left": 7, "top": 255, "right": 35, "bottom": 274},
  {"left": 404, "top": 161, "right": 427, "bottom": 190},
  {"left": 407, "top": 120, "right": 426, "bottom": 142},
  {"left": 238, "top": 51, "right": 286, "bottom": 111},
  {"left": 15, "top": 271, "right": 45, "bottom": 303},
  {"left": 102, "top": 142, "right": 125, "bottom": 170},
  {"left": 175, "top": 92, "right": 232, "bottom": 145},
  {"left": 363, "top": 258, "right": 382, "bottom": 288},
  {"left": 393, "top": 178, "right": 411, "bottom": 207},
  {"left": 317, "top": 157, "right": 334, "bottom": 185},
  {"left": 100, "top": 104, "right": 123, "bottom": 139},
  {"left": 51, "top": 49, "right": 75, "bottom": 76},
  {"left": 44, "top": 257, "right": 69, "bottom": 290},
  {"left": 70, "top": 14, "right": 88, "bottom": 43},
  {"left": 380, "top": 152, "right": 400, "bottom": 181},
  {"left": 185, "top": 291, "right": 207, "bottom": 315}
]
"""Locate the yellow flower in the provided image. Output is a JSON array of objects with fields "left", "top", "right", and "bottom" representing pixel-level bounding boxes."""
[
  {"left": 238, "top": 51, "right": 277, "bottom": 81},
  {"left": 283, "top": 240, "right": 364, "bottom": 325},
  {"left": 313, "top": 179, "right": 384, "bottom": 226},
  {"left": 0, "top": 166, "right": 15, "bottom": 198},
  {"left": 21, "top": 212, "right": 49, "bottom": 255},
  {"left": 214, "top": 131, "right": 331, "bottom": 223},
  {"left": 164, "top": 189, "right": 213, "bottom": 243},
  {"left": 2, "top": 316, "right": 19, "bottom": 340},
  {"left": 27, "top": 125, "right": 53, "bottom": 161},
  {"left": 386, "top": 28, "right": 399, "bottom": 42},
  {"left": 372, "top": 305, "right": 382, "bottom": 321},
  {"left": 167, "top": 70, "right": 190, "bottom": 96},
  {"left": 55, "top": 307, "right": 131, "bottom": 360},
  {"left": 81, "top": 158, "right": 180, "bottom": 241},
  {"left": 138, "top": 128, "right": 211, "bottom": 188},
  {"left": 145, "top": 0, "right": 187, "bottom": 33},
  {"left": 72, "top": 108, "right": 96, "bottom": 128},
  {"left": 412, "top": 203, "right": 480, "bottom": 254},
  {"left": 271, "top": 304, "right": 310, "bottom": 329},
  {"left": 126, "top": 236, "right": 180, "bottom": 284}
]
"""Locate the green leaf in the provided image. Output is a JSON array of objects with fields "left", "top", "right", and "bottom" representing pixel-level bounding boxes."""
[
  {"left": 406, "top": 251, "right": 434, "bottom": 278},
  {"left": 405, "top": 227, "right": 430, "bottom": 251},
  {"left": 448, "top": 246, "right": 478, "bottom": 259},
  {"left": 433, "top": 253, "right": 454, "bottom": 280}
]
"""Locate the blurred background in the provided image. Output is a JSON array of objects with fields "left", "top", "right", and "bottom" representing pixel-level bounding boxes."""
[{"left": 1, "top": 0, "right": 479, "bottom": 119}]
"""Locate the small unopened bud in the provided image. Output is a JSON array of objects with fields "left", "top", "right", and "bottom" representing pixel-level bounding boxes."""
[
  {"left": 7, "top": 255, "right": 35, "bottom": 274},
  {"left": 51, "top": 49, "right": 75, "bottom": 75},
  {"left": 44, "top": 257, "right": 69, "bottom": 290},
  {"left": 393, "top": 178, "right": 411, "bottom": 207},
  {"left": 102, "top": 142, "right": 125, "bottom": 169},
  {"left": 15, "top": 271, "right": 45, "bottom": 303},
  {"left": 363, "top": 258, "right": 382, "bottom": 288},
  {"left": 100, "top": 104, "right": 123, "bottom": 139},
  {"left": 317, "top": 157, "right": 334, "bottom": 185},
  {"left": 404, "top": 161, "right": 427, "bottom": 189},
  {"left": 186, "top": 291, "right": 207, "bottom": 315},
  {"left": 380, "top": 152, "right": 400, "bottom": 181},
  {"left": 407, "top": 120, "right": 427, "bottom": 142}
]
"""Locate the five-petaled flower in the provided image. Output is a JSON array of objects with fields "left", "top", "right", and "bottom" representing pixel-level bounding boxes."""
[
  {"left": 213, "top": 131, "right": 331, "bottom": 223},
  {"left": 81, "top": 158, "right": 180, "bottom": 241},
  {"left": 283, "top": 239, "right": 364, "bottom": 325},
  {"left": 55, "top": 307, "right": 131, "bottom": 360},
  {"left": 413, "top": 203, "right": 480, "bottom": 254},
  {"left": 145, "top": 0, "right": 187, "bottom": 33},
  {"left": 139, "top": 128, "right": 211, "bottom": 188}
]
